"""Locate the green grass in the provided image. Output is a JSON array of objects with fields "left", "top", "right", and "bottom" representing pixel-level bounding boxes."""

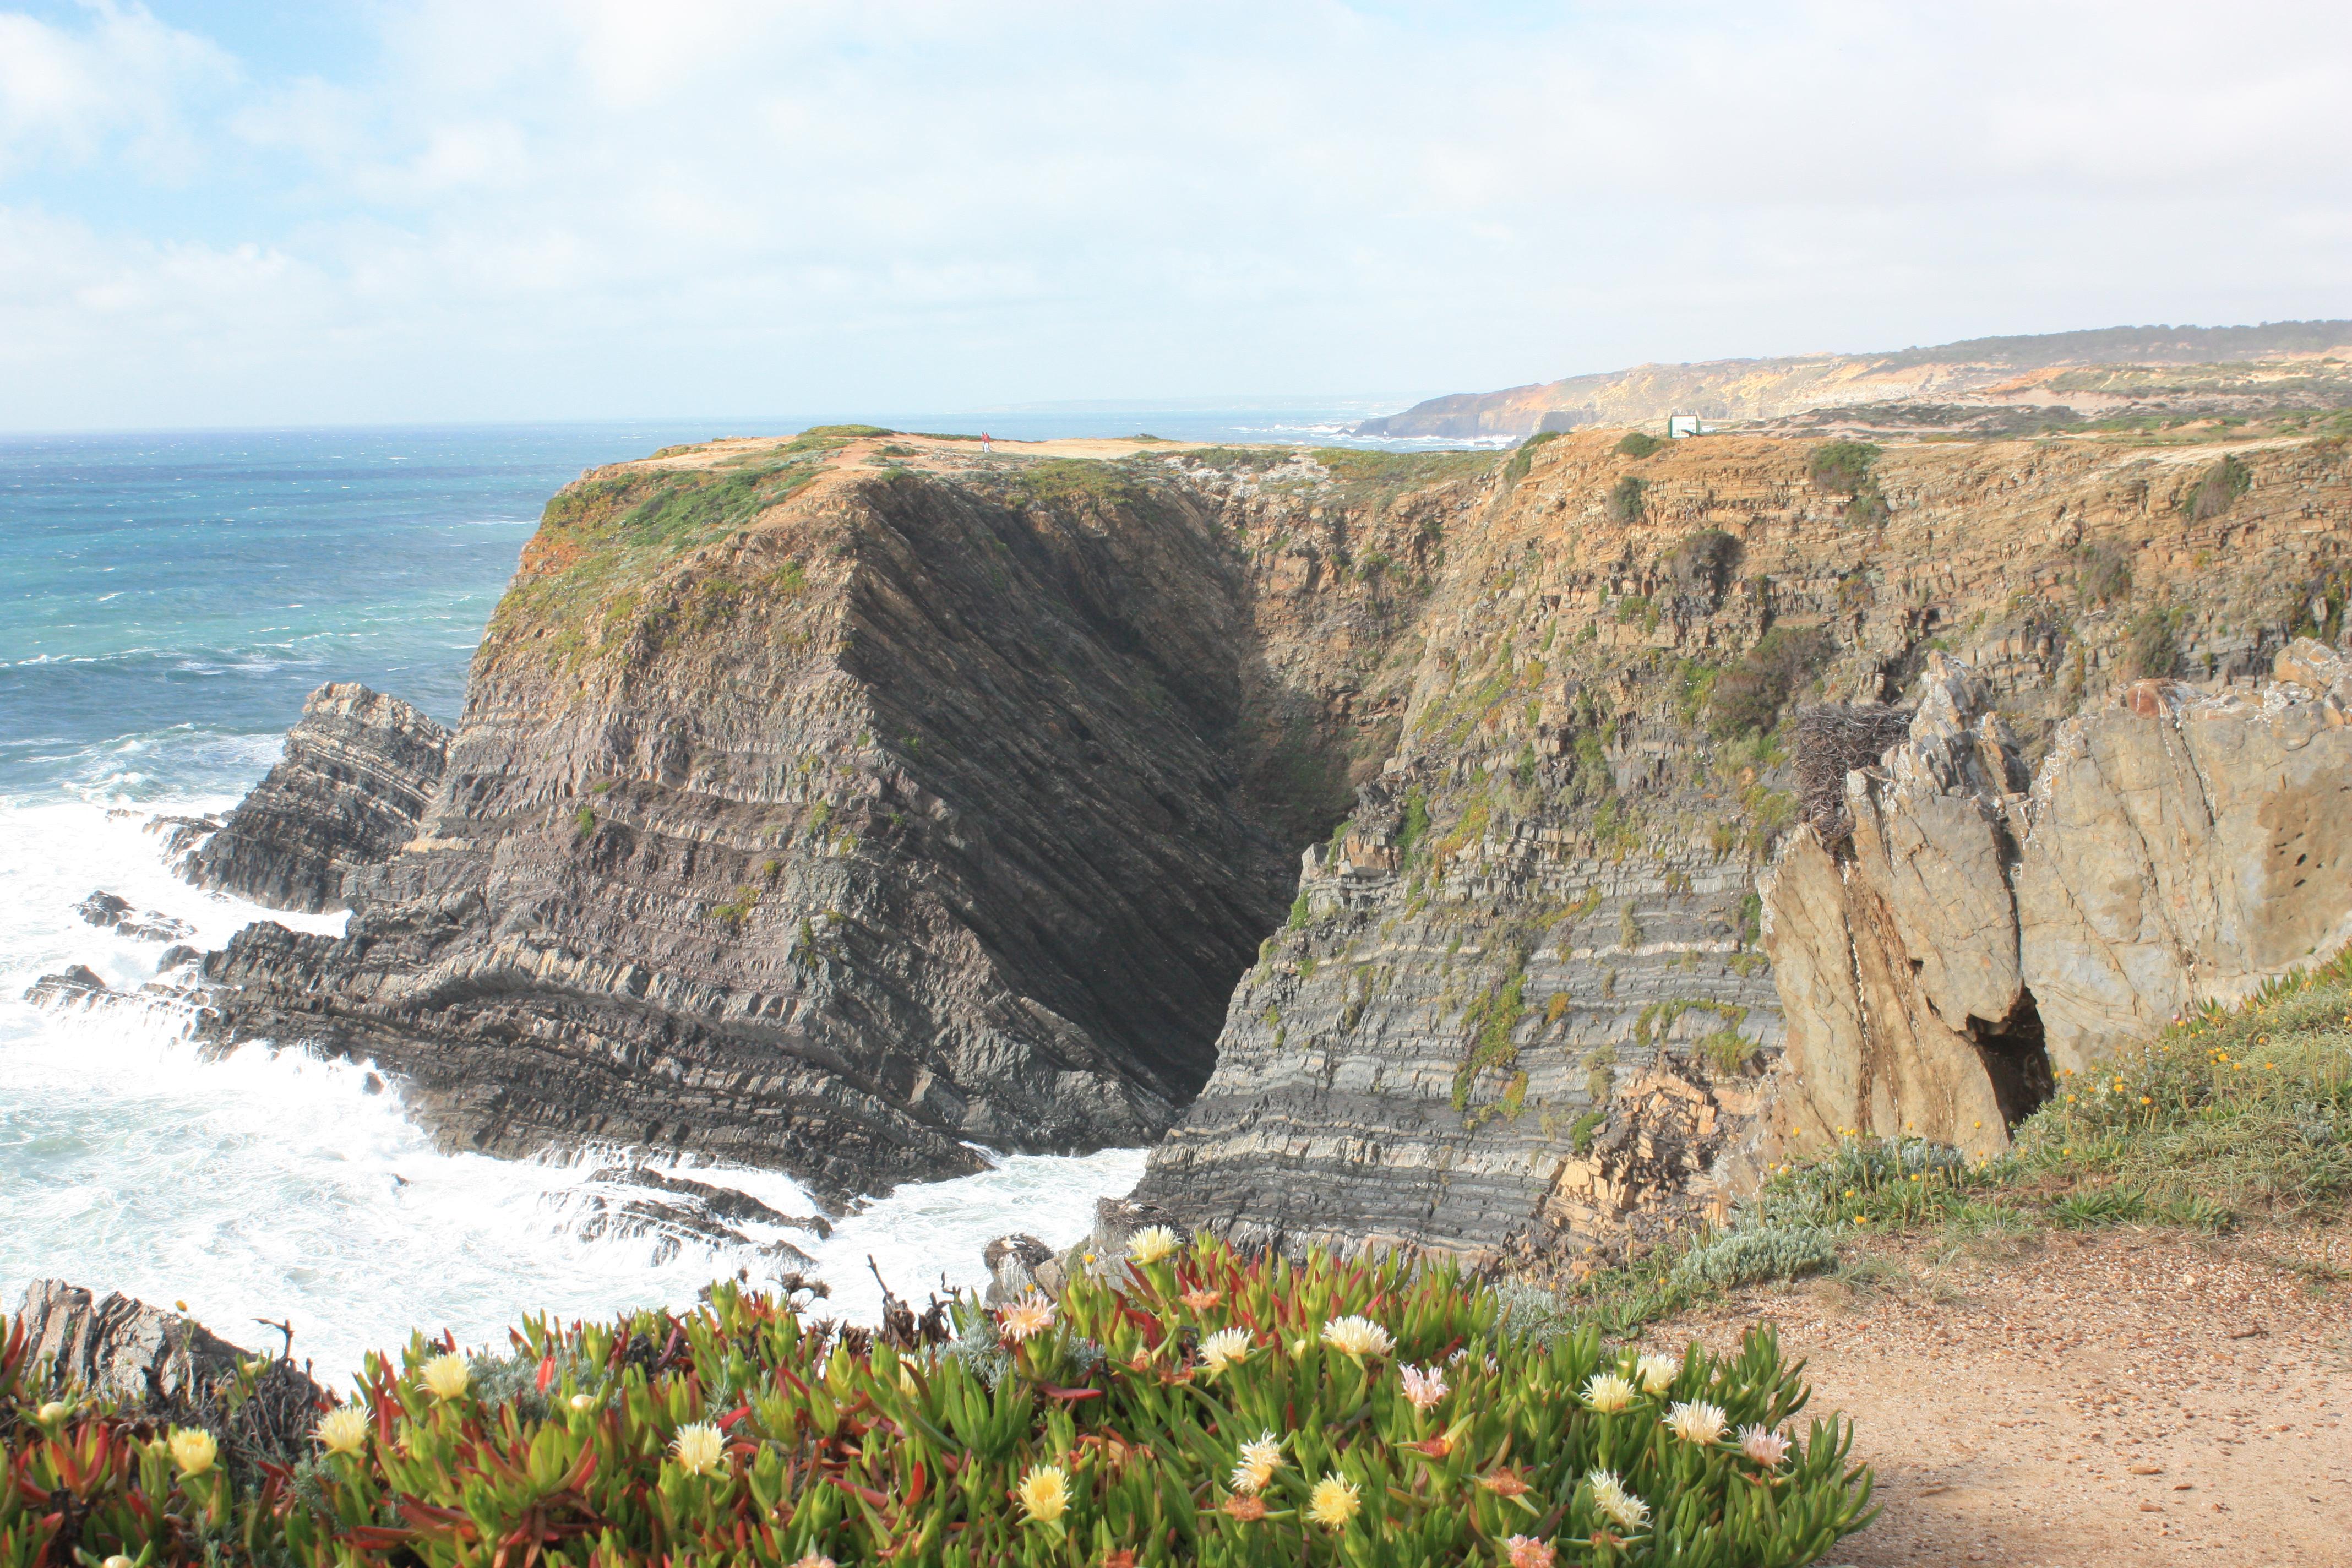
[{"left": 494, "top": 457, "right": 832, "bottom": 645}]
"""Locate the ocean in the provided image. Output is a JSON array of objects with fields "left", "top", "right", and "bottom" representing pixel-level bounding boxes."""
[{"left": 0, "top": 407, "right": 1455, "bottom": 1381}]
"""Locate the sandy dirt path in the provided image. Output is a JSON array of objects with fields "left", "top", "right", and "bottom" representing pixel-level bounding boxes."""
[{"left": 1642, "top": 1227, "right": 2352, "bottom": 1566}]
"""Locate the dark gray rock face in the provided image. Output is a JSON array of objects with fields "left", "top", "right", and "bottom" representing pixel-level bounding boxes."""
[
  {"left": 16, "top": 1279, "right": 270, "bottom": 1406},
  {"left": 179, "top": 683, "right": 449, "bottom": 913},
  {"left": 78, "top": 890, "right": 195, "bottom": 942}
]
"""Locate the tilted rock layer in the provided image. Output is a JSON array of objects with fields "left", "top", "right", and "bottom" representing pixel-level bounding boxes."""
[
  {"left": 180, "top": 682, "right": 448, "bottom": 913},
  {"left": 187, "top": 427, "right": 2352, "bottom": 1233},
  {"left": 197, "top": 438, "right": 1484, "bottom": 1204},
  {"left": 1136, "top": 431, "right": 2352, "bottom": 1264}
]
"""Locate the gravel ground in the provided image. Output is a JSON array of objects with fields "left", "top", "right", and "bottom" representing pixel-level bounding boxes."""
[{"left": 1642, "top": 1224, "right": 2352, "bottom": 1567}]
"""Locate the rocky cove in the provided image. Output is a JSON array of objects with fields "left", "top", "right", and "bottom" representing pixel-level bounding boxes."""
[{"left": 66, "top": 426, "right": 2352, "bottom": 1270}]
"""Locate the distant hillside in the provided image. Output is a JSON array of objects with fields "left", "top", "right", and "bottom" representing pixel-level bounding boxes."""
[{"left": 1357, "top": 320, "right": 2352, "bottom": 439}]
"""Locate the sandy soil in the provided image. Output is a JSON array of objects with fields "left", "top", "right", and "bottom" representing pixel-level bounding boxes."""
[{"left": 1641, "top": 1226, "right": 2352, "bottom": 1567}]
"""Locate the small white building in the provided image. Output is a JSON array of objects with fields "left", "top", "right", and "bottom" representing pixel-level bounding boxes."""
[{"left": 1667, "top": 412, "right": 1703, "bottom": 439}]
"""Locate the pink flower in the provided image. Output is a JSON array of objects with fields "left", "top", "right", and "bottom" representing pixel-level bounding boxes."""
[
  {"left": 1506, "top": 1536, "right": 1557, "bottom": 1568},
  {"left": 1398, "top": 1363, "right": 1450, "bottom": 1411},
  {"left": 1739, "top": 1424, "right": 1792, "bottom": 1468}
]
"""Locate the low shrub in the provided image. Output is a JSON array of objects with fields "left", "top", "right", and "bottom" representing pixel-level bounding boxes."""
[
  {"left": 1614, "top": 432, "right": 1662, "bottom": 459},
  {"left": 1709, "top": 626, "right": 1832, "bottom": 739},
  {"left": 1604, "top": 476, "right": 1646, "bottom": 526},
  {"left": 2181, "top": 453, "right": 2252, "bottom": 520},
  {"left": 1670, "top": 1227, "right": 1839, "bottom": 1292},
  {"left": 0, "top": 1242, "right": 1877, "bottom": 1568}
]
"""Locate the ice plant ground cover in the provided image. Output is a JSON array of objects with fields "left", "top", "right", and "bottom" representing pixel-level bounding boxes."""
[{"left": 0, "top": 1242, "right": 1874, "bottom": 1567}]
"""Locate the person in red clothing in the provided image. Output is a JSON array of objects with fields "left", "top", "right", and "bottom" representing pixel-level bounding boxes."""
[{"left": 981, "top": 432, "right": 992, "bottom": 454}]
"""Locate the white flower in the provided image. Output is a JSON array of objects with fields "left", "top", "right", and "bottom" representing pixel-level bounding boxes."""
[
  {"left": 1306, "top": 1474, "right": 1360, "bottom": 1526},
  {"left": 420, "top": 1352, "right": 470, "bottom": 1401},
  {"left": 671, "top": 1422, "right": 725, "bottom": 1476},
  {"left": 998, "top": 1292, "right": 1056, "bottom": 1343},
  {"left": 1398, "top": 1363, "right": 1450, "bottom": 1411},
  {"left": 1126, "top": 1225, "right": 1179, "bottom": 1265},
  {"left": 168, "top": 1428, "right": 218, "bottom": 1477},
  {"left": 1017, "top": 1463, "right": 1069, "bottom": 1522},
  {"left": 1739, "top": 1424, "right": 1792, "bottom": 1468},
  {"left": 1633, "top": 1352, "right": 1678, "bottom": 1395},
  {"left": 1586, "top": 1469, "right": 1651, "bottom": 1531},
  {"left": 36, "top": 1401, "right": 69, "bottom": 1424},
  {"left": 1665, "top": 1400, "right": 1728, "bottom": 1446},
  {"left": 1229, "top": 1431, "right": 1282, "bottom": 1494},
  {"left": 1318, "top": 1315, "right": 1395, "bottom": 1358},
  {"left": 1581, "top": 1371, "right": 1637, "bottom": 1413},
  {"left": 1198, "top": 1327, "right": 1254, "bottom": 1376},
  {"left": 787, "top": 1555, "right": 837, "bottom": 1568},
  {"left": 315, "top": 1406, "right": 369, "bottom": 1456}
]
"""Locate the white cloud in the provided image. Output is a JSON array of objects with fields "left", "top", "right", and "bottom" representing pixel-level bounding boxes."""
[
  {"left": 0, "top": 0, "right": 2346, "bottom": 428},
  {"left": 0, "top": 1, "right": 233, "bottom": 178}
]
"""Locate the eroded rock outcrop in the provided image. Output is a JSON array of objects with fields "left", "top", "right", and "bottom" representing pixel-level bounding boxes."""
[
  {"left": 1760, "top": 640, "right": 2352, "bottom": 1155},
  {"left": 12, "top": 1279, "right": 326, "bottom": 1414},
  {"left": 1139, "top": 431, "right": 2352, "bottom": 1264},
  {"left": 179, "top": 683, "right": 449, "bottom": 913}
]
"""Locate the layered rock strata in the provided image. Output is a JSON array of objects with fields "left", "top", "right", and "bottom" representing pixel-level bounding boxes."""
[
  {"left": 1137, "top": 431, "right": 2352, "bottom": 1264},
  {"left": 194, "top": 440, "right": 1487, "bottom": 1205},
  {"left": 178, "top": 427, "right": 2352, "bottom": 1235},
  {"left": 179, "top": 682, "right": 449, "bottom": 913}
]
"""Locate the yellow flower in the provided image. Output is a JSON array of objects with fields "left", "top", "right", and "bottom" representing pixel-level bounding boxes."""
[
  {"left": 1633, "top": 1353, "right": 1678, "bottom": 1394},
  {"left": 671, "top": 1422, "right": 725, "bottom": 1476},
  {"left": 420, "top": 1353, "right": 470, "bottom": 1401},
  {"left": 1126, "top": 1225, "right": 1179, "bottom": 1266},
  {"left": 1319, "top": 1315, "right": 1393, "bottom": 1358},
  {"left": 315, "top": 1406, "right": 369, "bottom": 1456},
  {"left": 998, "top": 1292, "right": 1057, "bottom": 1343},
  {"left": 1665, "top": 1399, "right": 1728, "bottom": 1446},
  {"left": 1017, "top": 1463, "right": 1070, "bottom": 1523},
  {"left": 1198, "top": 1327, "right": 1254, "bottom": 1376},
  {"left": 1306, "top": 1475, "right": 1361, "bottom": 1527},
  {"left": 1582, "top": 1371, "right": 1637, "bottom": 1413},
  {"left": 36, "top": 1401, "right": 69, "bottom": 1424},
  {"left": 169, "top": 1427, "right": 219, "bottom": 1477},
  {"left": 1586, "top": 1469, "right": 1649, "bottom": 1531}
]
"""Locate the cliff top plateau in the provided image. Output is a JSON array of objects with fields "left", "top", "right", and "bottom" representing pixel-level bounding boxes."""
[{"left": 1357, "top": 318, "right": 2352, "bottom": 439}]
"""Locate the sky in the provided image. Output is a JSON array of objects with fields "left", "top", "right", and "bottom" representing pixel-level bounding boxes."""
[{"left": 1, "top": 1, "right": 2347, "bottom": 431}]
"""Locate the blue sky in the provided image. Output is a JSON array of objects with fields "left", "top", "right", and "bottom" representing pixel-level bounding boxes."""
[{"left": 1, "top": 1, "right": 2346, "bottom": 430}]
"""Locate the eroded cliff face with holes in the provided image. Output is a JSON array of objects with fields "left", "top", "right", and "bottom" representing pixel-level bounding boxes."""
[{"left": 176, "top": 426, "right": 2352, "bottom": 1235}]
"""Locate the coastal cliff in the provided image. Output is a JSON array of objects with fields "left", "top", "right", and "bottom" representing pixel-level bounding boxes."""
[
  {"left": 193, "top": 435, "right": 1482, "bottom": 1204},
  {"left": 177, "top": 424, "right": 2352, "bottom": 1239},
  {"left": 1134, "top": 430, "right": 2352, "bottom": 1264}
]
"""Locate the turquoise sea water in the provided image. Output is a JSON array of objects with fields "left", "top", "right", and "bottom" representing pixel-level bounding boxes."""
[{"left": 0, "top": 408, "right": 1435, "bottom": 1378}]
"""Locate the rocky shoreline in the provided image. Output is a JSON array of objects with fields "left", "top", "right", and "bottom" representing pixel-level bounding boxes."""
[{"left": 30, "top": 426, "right": 2352, "bottom": 1266}]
